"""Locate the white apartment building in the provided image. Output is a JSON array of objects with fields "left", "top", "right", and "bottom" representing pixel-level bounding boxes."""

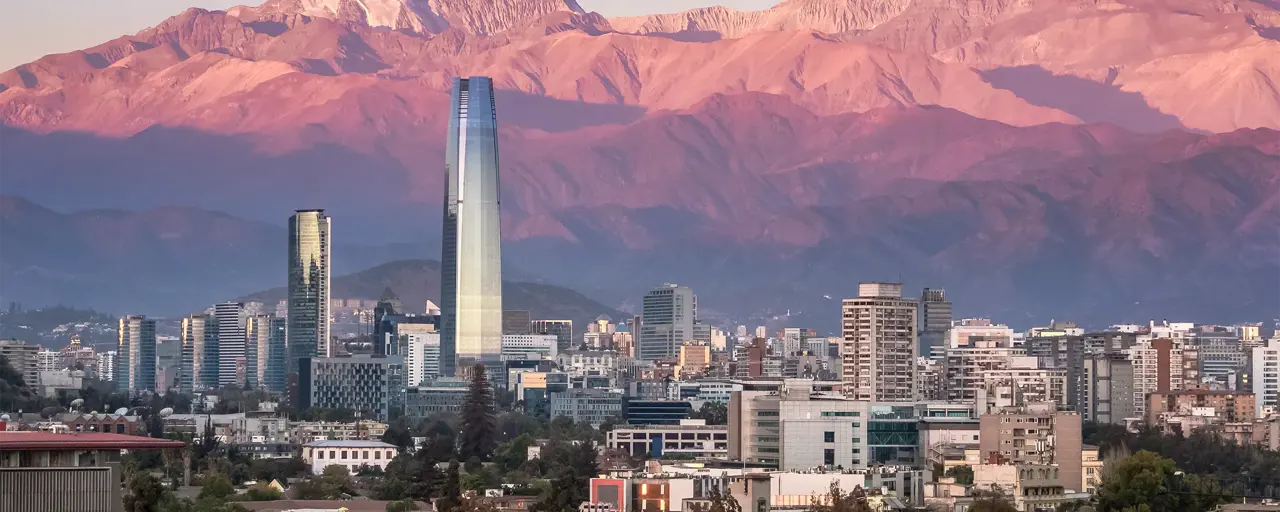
[
  {"left": 303, "top": 440, "right": 397, "bottom": 475},
  {"left": 1127, "top": 338, "right": 1197, "bottom": 418},
  {"left": 606, "top": 419, "right": 728, "bottom": 459},
  {"left": 944, "top": 342, "right": 1031, "bottom": 401},
  {"left": 980, "top": 368, "right": 1068, "bottom": 410},
  {"left": 1252, "top": 338, "right": 1280, "bottom": 418},
  {"left": 949, "top": 321, "right": 1014, "bottom": 348},
  {"left": 501, "top": 334, "right": 559, "bottom": 361},
  {"left": 841, "top": 283, "right": 917, "bottom": 402},
  {"left": 557, "top": 351, "right": 618, "bottom": 377},
  {"left": 404, "top": 330, "right": 440, "bottom": 387},
  {"left": 729, "top": 379, "right": 869, "bottom": 470},
  {"left": 36, "top": 349, "right": 59, "bottom": 373}
]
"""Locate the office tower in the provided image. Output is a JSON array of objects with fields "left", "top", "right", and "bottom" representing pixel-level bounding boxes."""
[
  {"left": 440, "top": 76, "right": 504, "bottom": 377},
  {"left": 215, "top": 302, "right": 247, "bottom": 387},
  {"left": 532, "top": 320, "right": 574, "bottom": 353},
  {"left": 1084, "top": 354, "right": 1135, "bottom": 424},
  {"left": 503, "top": 310, "right": 533, "bottom": 335},
  {"left": 264, "top": 317, "right": 288, "bottom": 393},
  {"left": 288, "top": 209, "right": 332, "bottom": 373},
  {"left": 116, "top": 315, "right": 157, "bottom": 394},
  {"left": 373, "top": 288, "right": 403, "bottom": 357},
  {"left": 840, "top": 282, "right": 918, "bottom": 402},
  {"left": 918, "top": 288, "right": 952, "bottom": 357},
  {"left": 736, "top": 325, "right": 748, "bottom": 338},
  {"left": 1252, "top": 338, "right": 1280, "bottom": 418},
  {"left": 301, "top": 356, "right": 404, "bottom": 422},
  {"left": 638, "top": 284, "right": 696, "bottom": 361},
  {"left": 245, "top": 314, "right": 283, "bottom": 390},
  {"left": 406, "top": 330, "right": 442, "bottom": 387},
  {"left": 180, "top": 314, "right": 218, "bottom": 393}
]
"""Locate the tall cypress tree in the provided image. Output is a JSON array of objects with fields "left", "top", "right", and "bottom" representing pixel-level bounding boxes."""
[
  {"left": 460, "top": 364, "right": 497, "bottom": 460},
  {"left": 437, "top": 459, "right": 462, "bottom": 512}
]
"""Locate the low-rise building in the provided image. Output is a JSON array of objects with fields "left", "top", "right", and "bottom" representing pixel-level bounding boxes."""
[
  {"left": 0, "top": 431, "right": 184, "bottom": 511},
  {"left": 606, "top": 419, "right": 728, "bottom": 459},
  {"left": 405, "top": 378, "right": 470, "bottom": 419},
  {"left": 301, "top": 355, "right": 404, "bottom": 422},
  {"left": 1148, "top": 389, "right": 1256, "bottom": 425},
  {"left": 302, "top": 440, "right": 397, "bottom": 475},
  {"left": 551, "top": 389, "right": 623, "bottom": 427}
]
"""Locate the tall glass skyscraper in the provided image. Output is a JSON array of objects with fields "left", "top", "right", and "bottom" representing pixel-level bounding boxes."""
[
  {"left": 440, "top": 76, "right": 503, "bottom": 377},
  {"left": 180, "top": 313, "right": 218, "bottom": 393},
  {"left": 215, "top": 301, "right": 246, "bottom": 388},
  {"left": 288, "top": 210, "right": 331, "bottom": 374},
  {"left": 116, "top": 315, "right": 157, "bottom": 394}
]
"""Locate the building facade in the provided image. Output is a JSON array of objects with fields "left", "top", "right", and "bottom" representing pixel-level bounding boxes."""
[
  {"left": 116, "top": 315, "right": 157, "bottom": 394},
  {"left": 180, "top": 314, "right": 218, "bottom": 393},
  {"left": 841, "top": 283, "right": 917, "bottom": 402},
  {"left": 287, "top": 209, "right": 332, "bottom": 373},
  {"left": 0, "top": 339, "right": 39, "bottom": 388},
  {"left": 550, "top": 389, "right": 624, "bottom": 427},
  {"left": 639, "top": 284, "right": 697, "bottom": 362},
  {"left": 302, "top": 440, "right": 397, "bottom": 475},
  {"left": 215, "top": 302, "right": 247, "bottom": 388},
  {"left": 301, "top": 356, "right": 404, "bottom": 422},
  {"left": 532, "top": 320, "right": 574, "bottom": 354},
  {"left": 440, "top": 76, "right": 505, "bottom": 377},
  {"left": 1083, "top": 354, "right": 1135, "bottom": 425}
]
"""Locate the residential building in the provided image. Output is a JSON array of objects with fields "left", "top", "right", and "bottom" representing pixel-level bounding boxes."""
[
  {"left": 980, "top": 367, "right": 1068, "bottom": 410},
  {"left": 841, "top": 282, "right": 917, "bottom": 402},
  {"left": 533, "top": 320, "right": 574, "bottom": 354},
  {"left": 1128, "top": 338, "right": 1201, "bottom": 418},
  {"left": 287, "top": 209, "right": 332, "bottom": 378},
  {"left": 1197, "top": 333, "right": 1247, "bottom": 386},
  {"left": 503, "top": 310, "right": 533, "bottom": 335},
  {"left": 1253, "top": 338, "right": 1280, "bottom": 417},
  {"left": 1148, "top": 390, "right": 1256, "bottom": 425},
  {"left": 246, "top": 315, "right": 287, "bottom": 393},
  {"left": 35, "top": 349, "right": 58, "bottom": 374},
  {"left": 440, "top": 76, "right": 505, "bottom": 377},
  {"left": 948, "top": 320, "right": 1014, "bottom": 348},
  {"left": 180, "top": 314, "right": 218, "bottom": 393},
  {"left": 1025, "top": 335, "right": 1087, "bottom": 412},
  {"left": 116, "top": 315, "right": 157, "bottom": 394},
  {"left": 215, "top": 301, "right": 247, "bottom": 388},
  {"left": 557, "top": 351, "right": 618, "bottom": 377},
  {"left": 551, "top": 389, "right": 624, "bottom": 427},
  {"left": 677, "top": 341, "right": 711, "bottom": 378},
  {"left": 728, "top": 379, "right": 866, "bottom": 469},
  {"left": 1083, "top": 354, "right": 1135, "bottom": 425},
  {"left": 972, "top": 463, "right": 1076, "bottom": 511},
  {"left": 607, "top": 419, "right": 728, "bottom": 459},
  {"left": 302, "top": 440, "right": 397, "bottom": 475},
  {"left": 300, "top": 356, "right": 404, "bottom": 422},
  {"left": 404, "top": 378, "right": 470, "bottom": 418},
  {"left": 978, "top": 403, "right": 1083, "bottom": 492},
  {"left": 918, "top": 288, "right": 952, "bottom": 359},
  {"left": 96, "top": 351, "right": 116, "bottom": 383},
  {"left": 944, "top": 342, "right": 1029, "bottom": 400},
  {"left": 404, "top": 329, "right": 441, "bottom": 387},
  {"left": 639, "top": 284, "right": 697, "bottom": 361},
  {"left": 0, "top": 339, "right": 39, "bottom": 387}
]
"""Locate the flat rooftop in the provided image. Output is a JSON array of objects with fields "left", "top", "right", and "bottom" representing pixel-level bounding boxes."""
[{"left": 0, "top": 431, "right": 185, "bottom": 451}]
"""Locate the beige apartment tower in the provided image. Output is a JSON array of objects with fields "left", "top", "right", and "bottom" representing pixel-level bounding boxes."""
[{"left": 841, "top": 282, "right": 918, "bottom": 402}]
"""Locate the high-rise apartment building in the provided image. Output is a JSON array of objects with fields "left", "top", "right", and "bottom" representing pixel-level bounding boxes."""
[
  {"left": 978, "top": 404, "right": 1083, "bottom": 493},
  {"left": 405, "top": 329, "right": 441, "bottom": 387},
  {"left": 532, "top": 320, "right": 573, "bottom": 354},
  {"left": 841, "top": 283, "right": 918, "bottom": 402},
  {"left": 440, "top": 76, "right": 504, "bottom": 377},
  {"left": 1252, "top": 338, "right": 1280, "bottom": 418},
  {"left": 246, "top": 314, "right": 286, "bottom": 391},
  {"left": 1083, "top": 354, "right": 1135, "bottom": 424},
  {"left": 215, "top": 302, "right": 247, "bottom": 388},
  {"left": 918, "top": 288, "right": 952, "bottom": 358},
  {"left": 116, "top": 315, "right": 157, "bottom": 394},
  {"left": 0, "top": 339, "right": 39, "bottom": 387},
  {"left": 639, "top": 284, "right": 696, "bottom": 361},
  {"left": 288, "top": 209, "right": 332, "bottom": 374},
  {"left": 180, "top": 314, "right": 218, "bottom": 393}
]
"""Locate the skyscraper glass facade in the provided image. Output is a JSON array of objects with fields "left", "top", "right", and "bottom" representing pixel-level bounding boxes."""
[
  {"left": 180, "top": 313, "right": 218, "bottom": 393},
  {"left": 117, "top": 315, "right": 157, "bottom": 394},
  {"left": 288, "top": 210, "right": 331, "bottom": 374},
  {"left": 440, "top": 76, "right": 503, "bottom": 376},
  {"left": 216, "top": 301, "right": 246, "bottom": 388}
]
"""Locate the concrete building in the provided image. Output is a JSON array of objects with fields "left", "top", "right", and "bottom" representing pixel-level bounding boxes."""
[
  {"left": 607, "top": 419, "right": 728, "bottom": 459},
  {"left": 979, "top": 367, "right": 1068, "bottom": 411},
  {"left": 557, "top": 351, "right": 619, "bottom": 378},
  {"left": 215, "top": 301, "right": 247, "bottom": 388},
  {"left": 978, "top": 403, "right": 1083, "bottom": 493},
  {"left": 1083, "top": 354, "right": 1135, "bottom": 425},
  {"left": 944, "top": 342, "right": 1030, "bottom": 401},
  {"left": 972, "top": 463, "right": 1077, "bottom": 511},
  {"left": 1024, "top": 335, "right": 1087, "bottom": 412},
  {"left": 728, "top": 379, "right": 867, "bottom": 469},
  {"left": 404, "top": 378, "right": 470, "bottom": 418},
  {"left": 302, "top": 440, "right": 397, "bottom": 475},
  {"left": 948, "top": 320, "right": 1014, "bottom": 349},
  {"left": 0, "top": 339, "right": 39, "bottom": 388},
  {"left": 404, "top": 329, "right": 441, "bottom": 387},
  {"left": 841, "top": 282, "right": 917, "bottom": 402},
  {"left": 1197, "top": 333, "right": 1247, "bottom": 386},
  {"left": 246, "top": 315, "right": 287, "bottom": 392},
  {"left": 301, "top": 356, "right": 404, "bottom": 422},
  {"left": 1129, "top": 338, "right": 1200, "bottom": 418},
  {"left": 677, "top": 341, "right": 712, "bottom": 378},
  {"left": 532, "top": 320, "right": 574, "bottom": 354},
  {"left": 639, "top": 284, "right": 697, "bottom": 362},
  {"left": 116, "top": 315, "right": 157, "bottom": 395},
  {"left": 180, "top": 314, "right": 218, "bottom": 393},
  {"left": 35, "top": 350, "right": 58, "bottom": 374},
  {"left": 1252, "top": 338, "right": 1280, "bottom": 418},
  {"left": 501, "top": 334, "right": 558, "bottom": 361},
  {"left": 0, "top": 431, "right": 184, "bottom": 512},
  {"left": 551, "top": 389, "right": 624, "bottom": 427},
  {"left": 1148, "top": 390, "right": 1256, "bottom": 425}
]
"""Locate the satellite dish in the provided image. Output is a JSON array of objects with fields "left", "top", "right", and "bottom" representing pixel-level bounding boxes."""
[
  {"left": 71, "top": 399, "right": 84, "bottom": 408},
  {"left": 0, "top": 414, "right": 9, "bottom": 422},
  {"left": 114, "top": 408, "right": 129, "bottom": 416},
  {"left": 159, "top": 408, "right": 174, "bottom": 418}
]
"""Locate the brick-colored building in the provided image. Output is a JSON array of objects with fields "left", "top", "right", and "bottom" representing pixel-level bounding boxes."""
[
  {"left": 978, "top": 403, "right": 1083, "bottom": 493},
  {"left": 1147, "top": 390, "right": 1256, "bottom": 424}
]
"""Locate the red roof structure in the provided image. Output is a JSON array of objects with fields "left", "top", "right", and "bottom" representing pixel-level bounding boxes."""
[{"left": 0, "top": 431, "right": 185, "bottom": 450}]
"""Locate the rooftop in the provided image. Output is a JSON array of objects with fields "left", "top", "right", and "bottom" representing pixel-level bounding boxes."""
[
  {"left": 0, "top": 431, "right": 185, "bottom": 451},
  {"left": 304, "top": 440, "right": 396, "bottom": 448}
]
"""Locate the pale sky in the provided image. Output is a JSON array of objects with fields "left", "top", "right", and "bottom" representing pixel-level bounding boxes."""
[{"left": 0, "top": 1, "right": 780, "bottom": 71}]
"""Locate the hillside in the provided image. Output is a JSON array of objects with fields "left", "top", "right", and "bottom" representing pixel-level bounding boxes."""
[{"left": 238, "top": 259, "right": 625, "bottom": 328}]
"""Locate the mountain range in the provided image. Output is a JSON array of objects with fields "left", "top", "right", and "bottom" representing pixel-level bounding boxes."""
[{"left": 1, "top": 0, "right": 1277, "bottom": 329}]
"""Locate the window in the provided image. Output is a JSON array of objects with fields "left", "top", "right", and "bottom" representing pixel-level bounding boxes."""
[
  {"left": 824, "top": 449, "right": 835, "bottom": 466},
  {"left": 341, "top": 451, "right": 348, "bottom": 460},
  {"left": 363, "top": 451, "right": 369, "bottom": 459},
  {"left": 317, "top": 450, "right": 324, "bottom": 459},
  {"left": 824, "top": 432, "right": 835, "bottom": 443},
  {"left": 375, "top": 451, "right": 381, "bottom": 460},
  {"left": 329, "top": 451, "right": 335, "bottom": 459}
]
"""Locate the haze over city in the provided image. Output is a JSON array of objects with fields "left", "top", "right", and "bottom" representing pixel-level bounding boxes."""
[{"left": 0, "top": 0, "right": 1278, "bottom": 511}]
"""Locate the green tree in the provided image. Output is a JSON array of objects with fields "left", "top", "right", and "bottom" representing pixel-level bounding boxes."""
[
  {"left": 690, "top": 402, "right": 728, "bottom": 425},
  {"left": 386, "top": 500, "right": 422, "bottom": 512},
  {"left": 944, "top": 465, "right": 974, "bottom": 485},
  {"left": 383, "top": 418, "right": 416, "bottom": 453},
  {"left": 198, "top": 473, "right": 235, "bottom": 501},
  {"left": 494, "top": 433, "right": 536, "bottom": 472},
  {"left": 460, "top": 364, "right": 497, "bottom": 460},
  {"left": 532, "top": 441, "right": 599, "bottom": 512},
  {"left": 437, "top": 460, "right": 463, "bottom": 512},
  {"left": 968, "top": 488, "right": 1017, "bottom": 512},
  {"left": 1094, "top": 450, "right": 1228, "bottom": 512},
  {"left": 242, "top": 485, "right": 283, "bottom": 501},
  {"left": 704, "top": 488, "right": 742, "bottom": 512},
  {"left": 123, "top": 472, "right": 169, "bottom": 512}
]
